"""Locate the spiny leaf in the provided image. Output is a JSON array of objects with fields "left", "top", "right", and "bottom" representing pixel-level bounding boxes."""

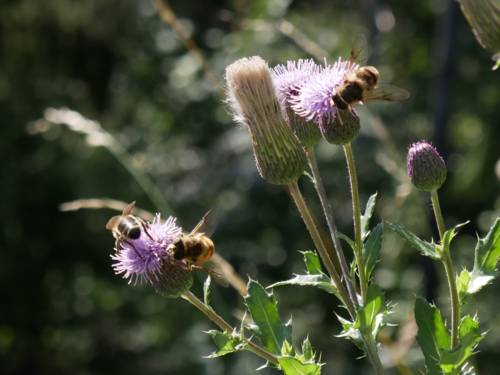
[
  {"left": 459, "top": 218, "right": 500, "bottom": 297},
  {"left": 440, "top": 316, "right": 483, "bottom": 372},
  {"left": 386, "top": 222, "right": 439, "bottom": 259},
  {"left": 278, "top": 357, "right": 322, "bottom": 375},
  {"left": 364, "top": 223, "right": 383, "bottom": 281},
  {"left": 301, "top": 251, "right": 322, "bottom": 275},
  {"left": 203, "top": 275, "right": 212, "bottom": 306},
  {"left": 205, "top": 330, "right": 246, "bottom": 358},
  {"left": 301, "top": 337, "right": 315, "bottom": 362},
  {"left": 473, "top": 217, "right": 500, "bottom": 275},
  {"left": 414, "top": 297, "right": 448, "bottom": 375},
  {"left": 245, "top": 280, "right": 292, "bottom": 355},
  {"left": 268, "top": 275, "right": 339, "bottom": 297},
  {"left": 361, "top": 192, "right": 378, "bottom": 240},
  {"left": 357, "top": 285, "right": 386, "bottom": 339}
]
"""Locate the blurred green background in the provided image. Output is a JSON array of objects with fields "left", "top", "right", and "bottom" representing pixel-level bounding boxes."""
[{"left": 1, "top": 0, "right": 499, "bottom": 374}]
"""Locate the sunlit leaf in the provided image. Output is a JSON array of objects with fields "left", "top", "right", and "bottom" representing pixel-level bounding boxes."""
[
  {"left": 386, "top": 222, "right": 439, "bottom": 259},
  {"left": 361, "top": 192, "right": 378, "bottom": 240},
  {"left": 301, "top": 250, "right": 323, "bottom": 275},
  {"left": 269, "top": 274, "right": 338, "bottom": 296},
  {"left": 205, "top": 330, "right": 246, "bottom": 358},
  {"left": 457, "top": 0, "right": 500, "bottom": 69},
  {"left": 279, "top": 357, "right": 322, "bottom": 375},
  {"left": 245, "top": 280, "right": 292, "bottom": 355}
]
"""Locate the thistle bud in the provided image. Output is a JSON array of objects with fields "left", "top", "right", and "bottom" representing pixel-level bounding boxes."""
[
  {"left": 111, "top": 214, "right": 193, "bottom": 298},
  {"left": 225, "top": 56, "right": 307, "bottom": 185},
  {"left": 320, "top": 109, "right": 360, "bottom": 145},
  {"left": 272, "top": 60, "right": 322, "bottom": 148},
  {"left": 406, "top": 141, "right": 447, "bottom": 191}
]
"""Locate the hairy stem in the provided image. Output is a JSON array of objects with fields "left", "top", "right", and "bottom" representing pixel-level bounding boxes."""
[
  {"left": 343, "top": 143, "right": 367, "bottom": 300},
  {"left": 306, "top": 148, "right": 358, "bottom": 307},
  {"left": 364, "top": 334, "right": 386, "bottom": 375},
  {"left": 431, "top": 190, "right": 459, "bottom": 349},
  {"left": 288, "top": 181, "right": 356, "bottom": 318},
  {"left": 181, "top": 291, "right": 278, "bottom": 364}
]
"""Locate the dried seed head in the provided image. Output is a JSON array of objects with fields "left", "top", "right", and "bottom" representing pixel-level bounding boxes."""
[
  {"left": 320, "top": 109, "right": 360, "bottom": 145},
  {"left": 225, "top": 56, "right": 307, "bottom": 185},
  {"left": 407, "top": 141, "right": 447, "bottom": 191}
]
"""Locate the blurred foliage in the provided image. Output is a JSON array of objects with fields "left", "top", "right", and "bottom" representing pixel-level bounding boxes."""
[{"left": 0, "top": 0, "right": 499, "bottom": 374}]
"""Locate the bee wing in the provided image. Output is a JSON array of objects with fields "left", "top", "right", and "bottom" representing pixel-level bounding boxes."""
[
  {"left": 364, "top": 84, "right": 410, "bottom": 102},
  {"left": 122, "top": 201, "right": 136, "bottom": 215},
  {"left": 190, "top": 209, "right": 216, "bottom": 236},
  {"left": 203, "top": 263, "right": 229, "bottom": 288},
  {"left": 105, "top": 215, "right": 120, "bottom": 231},
  {"left": 348, "top": 35, "right": 369, "bottom": 65}
]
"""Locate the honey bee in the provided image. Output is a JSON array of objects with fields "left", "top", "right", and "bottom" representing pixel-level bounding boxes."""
[
  {"left": 331, "top": 47, "right": 409, "bottom": 112},
  {"left": 105, "top": 201, "right": 153, "bottom": 259},
  {"left": 170, "top": 211, "right": 228, "bottom": 286}
]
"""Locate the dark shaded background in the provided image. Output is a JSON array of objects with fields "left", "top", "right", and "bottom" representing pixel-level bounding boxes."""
[{"left": 1, "top": 0, "right": 499, "bottom": 374}]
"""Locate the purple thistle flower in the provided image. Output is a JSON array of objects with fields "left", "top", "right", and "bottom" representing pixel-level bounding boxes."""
[
  {"left": 271, "top": 59, "right": 322, "bottom": 147},
  {"left": 290, "top": 58, "right": 358, "bottom": 127},
  {"left": 407, "top": 140, "right": 447, "bottom": 191},
  {"left": 111, "top": 214, "right": 183, "bottom": 285}
]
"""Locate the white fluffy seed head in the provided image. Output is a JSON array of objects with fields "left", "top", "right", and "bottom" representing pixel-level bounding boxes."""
[{"left": 225, "top": 56, "right": 306, "bottom": 185}]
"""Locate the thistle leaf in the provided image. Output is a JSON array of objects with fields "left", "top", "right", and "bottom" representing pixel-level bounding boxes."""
[
  {"left": 268, "top": 274, "right": 338, "bottom": 297},
  {"left": 386, "top": 222, "right": 438, "bottom": 259},
  {"left": 301, "top": 250, "right": 323, "bottom": 275},
  {"left": 361, "top": 192, "right": 378, "bottom": 240},
  {"left": 205, "top": 330, "right": 246, "bottom": 358},
  {"left": 245, "top": 280, "right": 292, "bottom": 355},
  {"left": 363, "top": 223, "right": 383, "bottom": 281},
  {"left": 278, "top": 357, "right": 322, "bottom": 375}
]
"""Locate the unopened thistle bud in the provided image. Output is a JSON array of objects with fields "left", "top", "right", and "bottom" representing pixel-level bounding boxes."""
[
  {"left": 320, "top": 109, "right": 360, "bottom": 145},
  {"left": 111, "top": 214, "right": 193, "bottom": 298},
  {"left": 406, "top": 141, "right": 447, "bottom": 191},
  {"left": 225, "top": 56, "right": 307, "bottom": 185},
  {"left": 272, "top": 60, "right": 322, "bottom": 148}
]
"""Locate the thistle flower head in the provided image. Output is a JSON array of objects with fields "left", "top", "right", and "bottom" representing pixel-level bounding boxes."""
[
  {"left": 225, "top": 56, "right": 307, "bottom": 185},
  {"left": 406, "top": 141, "right": 447, "bottom": 191},
  {"left": 291, "top": 58, "right": 358, "bottom": 127},
  {"left": 320, "top": 109, "right": 360, "bottom": 145},
  {"left": 111, "top": 214, "right": 193, "bottom": 297},
  {"left": 272, "top": 59, "right": 322, "bottom": 147}
]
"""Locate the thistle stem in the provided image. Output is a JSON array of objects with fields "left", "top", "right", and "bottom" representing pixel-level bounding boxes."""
[
  {"left": 288, "top": 181, "right": 356, "bottom": 318},
  {"left": 431, "top": 190, "right": 459, "bottom": 349},
  {"left": 305, "top": 148, "right": 358, "bottom": 307},
  {"left": 343, "top": 143, "right": 367, "bottom": 300},
  {"left": 181, "top": 291, "right": 278, "bottom": 365}
]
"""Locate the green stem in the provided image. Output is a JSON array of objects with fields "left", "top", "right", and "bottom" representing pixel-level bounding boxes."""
[
  {"left": 288, "top": 181, "right": 356, "bottom": 319},
  {"left": 343, "top": 143, "right": 367, "bottom": 300},
  {"left": 431, "top": 190, "right": 459, "bottom": 349},
  {"left": 305, "top": 148, "right": 358, "bottom": 307},
  {"left": 181, "top": 291, "right": 278, "bottom": 365},
  {"left": 364, "top": 334, "right": 385, "bottom": 375}
]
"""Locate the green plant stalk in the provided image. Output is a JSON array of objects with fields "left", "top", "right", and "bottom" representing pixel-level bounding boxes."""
[
  {"left": 343, "top": 143, "right": 367, "bottom": 300},
  {"left": 343, "top": 144, "right": 385, "bottom": 375},
  {"left": 181, "top": 291, "right": 279, "bottom": 365},
  {"left": 305, "top": 147, "right": 358, "bottom": 307},
  {"left": 431, "top": 190, "right": 459, "bottom": 349},
  {"left": 364, "top": 333, "right": 386, "bottom": 375},
  {"left": 288, "top": 181, "right": 356, "bottom": 318}
]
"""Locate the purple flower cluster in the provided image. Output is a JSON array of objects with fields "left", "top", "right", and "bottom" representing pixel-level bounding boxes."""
[
  {"left": 111, "top": 214, "right": 183, "bottom": 285},
  {"left": 271, "top": 57, "right": 360, "bottom": 145},
  {"left": 272, "top": 58, "right": 358, "bottom": 124}
]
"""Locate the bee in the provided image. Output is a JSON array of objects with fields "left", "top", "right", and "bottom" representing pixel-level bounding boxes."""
[
  {"left": 170, "top": 211, "right": 228, "bottom": 286},
  {"left": 105, "top": 201, "right": 151, "bottom": 248},
  {"left": 331, "top": 47, "right": 409, "bottom": 112}
]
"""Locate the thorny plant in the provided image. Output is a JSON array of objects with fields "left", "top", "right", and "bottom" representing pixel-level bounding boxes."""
[
  {"left": 37, "top": 52, "right": 499, "bottom": 375},
  {"left": 31, "top": 4, "right": 499, "bottom": 373}
]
